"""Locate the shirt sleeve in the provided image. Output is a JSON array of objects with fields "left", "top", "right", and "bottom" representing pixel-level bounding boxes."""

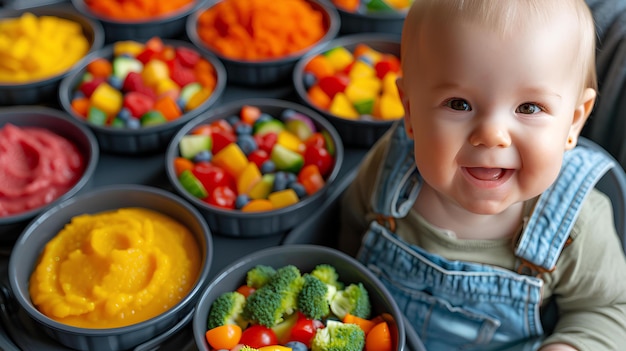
[{"left": 541, "top": 189, "right": 626, "bottom": 350}]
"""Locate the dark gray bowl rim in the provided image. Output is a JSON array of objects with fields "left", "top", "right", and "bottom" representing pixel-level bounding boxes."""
[
  {"left": 165, "top": 97, "right": 345, "bottom": 218},
  {"left": 293, "top": 32, "right": 402, "bottom": 126},
  {"left": 186, "top": 0, "right": 340, "bottom": 65},
  {"left": 70, "top": 0, "right": 208, "bottom": 25},
  {"left": 0, "top": 106, "right": 100, "bottom": 226},
  {"left": 193, "top": 244, "right": 407, "bottom": 350},
  {"left": 336, "top": 4, "right": 409, "bottom": 19},
  {"left": 58, "top": 38, "right": 227, "bottom": 135},
  {"left": 8, "top": 184, "right": 213, "bottom": 336},
  {"left": 0, "top": 7, "right": 105, "bottom": 88}
]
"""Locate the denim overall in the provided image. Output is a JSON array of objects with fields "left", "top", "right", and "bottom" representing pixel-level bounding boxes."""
[{"left": 356, "top": 123, "right": 616, "bottom": 350}]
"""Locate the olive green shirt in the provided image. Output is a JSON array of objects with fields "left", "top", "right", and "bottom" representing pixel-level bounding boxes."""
[{"left": 339, "top": 131, "right": 626, "bottom": 351}]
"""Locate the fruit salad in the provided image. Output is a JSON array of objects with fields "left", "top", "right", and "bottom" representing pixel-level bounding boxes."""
[
  {"left": 68, "top": 37, "right": 219, "bottom": 129},
  {"left": 301, "top": 43, "right": 404, "bottom": 121},
  {"left": 173, "top": 104, "right": 336, "bottom": 212}
]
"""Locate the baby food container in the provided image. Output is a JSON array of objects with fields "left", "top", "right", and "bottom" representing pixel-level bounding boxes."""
[{"left": 8, "top": 184, "right": 214, "bottom": 351}]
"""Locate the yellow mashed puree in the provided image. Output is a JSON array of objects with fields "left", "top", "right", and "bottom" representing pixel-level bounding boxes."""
[{"left": 29, "top": 207, "right": 201, "bottom": 329}]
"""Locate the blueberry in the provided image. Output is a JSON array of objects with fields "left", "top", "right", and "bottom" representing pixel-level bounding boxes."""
[
  {"left": 285, "top": 172, "right": 298, "bottom": 185},
  {"left": 117, "top": 107, "right": 132, "bottom": 121},
  {"left": 281, "top": 109, "right": 298, "bottom": 119},
  {"left": 235, "top": 194, "right": 250, "bottom": 209},
  {"left": 235, "top": 123, "right": 253, "bottom": 135},
  {"left": 193, "top": 150, "right": 212, "bottom": 163},
  {"left": 303, "top": 72, "right": 317, "bottom": 89},
  {"left": 289, "top": 182, "right": 307, "bottom": 199},
  {"left": 226, "top": 114, "right": 240, "bottom": 126},
  {"left": 176, "top": 97, "right": 186, "bottom": 110},
  {"left": 108, "top": 76, "right": 123, "bottom": 90},
  {"left": 236, "top": 134, "right": 258, "bottom": 155},
  {"left": 125, "top": 118, "right": 141, "bottom": 129},
  {"left": 255, "top": 113, "right": 274, "bottom": 124},
  {"left": 273, "top": 171, "right": 290, "bottom": 192},
  {"left": 285, "top": 341, "right": 307, "bottom": 351},
  {"left": 260, "top": 160, "right": 276, "bottom": 174}
]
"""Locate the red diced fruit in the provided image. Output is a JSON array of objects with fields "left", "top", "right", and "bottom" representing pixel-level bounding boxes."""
[
  {"left": 123, "top": 92, "right": 154, "bottom": 117},
  {"left": 192, "top": 162, "right": 236, "bottom": 194},
  {"left": 318, "top": 75, "right": 349, "bottom": 98},
  {"left": 248, "top": 149, "right": 270, "bottom": 168},
  {"left": 375, "top": 56, "right": 400, "bottom": 79},
  {"left": 304, "top": 145, "right": 334, "bottom": 177},
  {"left": 175, "top": 46, "right": 201, "bottom": 67},
  {"left": 254, "top": 132, "right": 278, "bottom": 154},
  {"left": 298, "top": 164, "right": 325, "bottom": 195},
  {"left": 170, "top": 61, "right": 198, "bottom": 87},
  {"left": 205, "top": 185, "right": 237, "bottom": 209},
  {"left": 122, "top": 71, "right": 144, "bottom": 92},
  {"left": 211, "top": 129, "right": 237, "bottom": 154},
  {"left": 240, "top": 105, "right": 262, "bottom": 124},
  {"left": 80, "top": 77, "right": 106, "bottom": 98}
]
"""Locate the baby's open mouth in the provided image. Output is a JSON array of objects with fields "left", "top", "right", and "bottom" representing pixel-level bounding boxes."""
[{"left": 466, "top": 167, "right": 507, "bottom": 181}]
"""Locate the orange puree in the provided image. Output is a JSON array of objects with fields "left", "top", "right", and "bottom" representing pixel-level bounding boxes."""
[{"left": 29, "top": 207, "right": 201, "bottom": 329}]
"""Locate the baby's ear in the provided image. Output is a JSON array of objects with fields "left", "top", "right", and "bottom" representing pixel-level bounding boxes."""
[
  {"left": 396, "top": 77, "right": 413, "bottom": 138},
  {"left": 566, "top": 88, "right": 596, "bottom": 150}
]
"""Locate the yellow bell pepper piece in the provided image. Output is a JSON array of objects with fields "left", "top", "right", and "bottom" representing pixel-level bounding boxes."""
[
  {"left": 212, "top": 143, "right": 249, "bottom": 179},
  {"left": 268, "top": 189, "right": 299, "bottom": 209}
]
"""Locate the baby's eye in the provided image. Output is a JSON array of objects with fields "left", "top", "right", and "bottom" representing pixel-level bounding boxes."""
[
  {"left": 445, "top": 98, "right": 472, "bottom": 111},
  {"left": 516, "top": 103, "right": 542, "bottom": 114}
]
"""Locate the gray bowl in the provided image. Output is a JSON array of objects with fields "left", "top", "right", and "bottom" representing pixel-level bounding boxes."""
[
  {"left": 70, "top": 0, "right": 207, "bottom": 43},
  {"left": 193, "top": 244, "right": 406, "bottom": 351},
  {"left": 0, "top": 7, "right": 104, "bottom": 106},
  {"left": 186, "top": 0, "right": 340, "bottom": 87},
  {"left": 58, "top": 39, "right": 227, "bottom": 155},
  {"left": 293, "top": 33, "right": 401, "bottom": 148},
  {"left": 165, "top": 98, "right": 344, "bottom": 237},
  {"left": 0, "top": 106, "right": 99, "bottom": 241},
  {"left": 335, "top": 5, "right": 406, "bottom": 35},
  {"left": 8, "top": 184, "right": 213, "bottom": 351}
]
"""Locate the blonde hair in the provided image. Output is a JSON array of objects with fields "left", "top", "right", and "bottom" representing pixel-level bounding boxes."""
[{"left": 401, "top": 0, "right": 597, "bottom": 93}]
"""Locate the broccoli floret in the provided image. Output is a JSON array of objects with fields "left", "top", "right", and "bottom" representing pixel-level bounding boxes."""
[
  {"left": 207, "top": 291, "right": 248, "bottom": 330},
  {"left": 246, "top": 264, "right": 277, "bottom": 289},
  {"left": 243, "top": 265, "right": 304, "bottom": 327},
  {"left": 311, "top": 264, "right": 344, "bottom": 290},
  {"left": 330, "top": 283, "right": 371, "bottom": 319},
  {"left": 311, "top": 320, "right": 365, "bottom": 351},
  {"left": 297, "top": 274, "right": 330, "bottom": 320}
]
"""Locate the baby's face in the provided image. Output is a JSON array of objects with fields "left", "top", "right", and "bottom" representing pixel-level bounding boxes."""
[{"left": 398, "top": 14, "right": 592, "bottom": 215}]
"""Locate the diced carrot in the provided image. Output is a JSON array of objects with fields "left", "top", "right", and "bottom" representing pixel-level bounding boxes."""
[
  {"left": 173, "top": 157, "right": 194, "bottom": 176},
  {"left": 153, "top": 95, "right": 182, "bottom": 121},
  {"left": 71, "top": 97, "right": 90, "bottom": 117},
  {"left": 240, "top": 105, "right": 261, "bottom": 125},
  {"left": 343, "top": 313, "right": 377, "bottom": 334},
  {"left": 241, "top": 199, "right": 274, "bottom": 212},
  {"left": 305, "top": 55, "right": 335, "bottom": 79},
  {"left": 86, "top": 58, "right": 112, "bottom": 79},
  {"left": 307, "top": 84, "right": 331, "bottom": 110}
]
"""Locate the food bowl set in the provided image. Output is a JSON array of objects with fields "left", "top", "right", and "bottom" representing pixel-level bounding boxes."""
[
  {"left": 58, "top": 38, "right": 227, "bottom": 155},
  {"left": 70, "top": 0, "right": 207, "bottom": 43},
  {"left": 0, "top": 6, "right": 104, "bottom": 105},
  {"left": 186, "top": 0, "right": 341, "bottom": 86},
  {"left": 8, "top": 185, "right": 214, "bottom": 351},
  {"left": 165, "top": 98, "right": 345, "bottom": 237},
  {"left": 293, "top": 33, "right": 403, "bottom": 147},
  {"left": 0, "top": 106, "right": 99, "bottom": 240}
]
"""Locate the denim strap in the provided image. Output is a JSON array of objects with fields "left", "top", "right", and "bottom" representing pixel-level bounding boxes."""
[{"left": 515, "top": 146, "right": 615, "bottom": 271}]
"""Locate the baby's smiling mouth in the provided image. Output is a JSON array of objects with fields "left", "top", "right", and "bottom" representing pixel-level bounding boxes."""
[{"left": 465, "top": 167, "right": 508, "bottom": 181}]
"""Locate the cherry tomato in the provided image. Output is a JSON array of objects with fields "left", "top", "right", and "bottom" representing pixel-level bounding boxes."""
[
  {"left": 239, "top": 325, "right": 278, "bottom": 348},
  {"left": 205, "top": 185, "right": 237, "bottom": 209},
  {"left": 298, "top": 164, "right": 325, "bottom": 195},
  {"left": 365, "top": 322, "right": 392, "bottom": 351},
  {"left": 254, "top": 132, "right": 278, "bottom": 153},
  {"left": 192, "top": 162, "right": 235, "bottom": 194},
  {"left": 289, "top": 313, "right": 324, "bottom": 347},
  {"left": 304, "top": 133, "right": 326, "bottom": 150},
  {"left": 236, "top": 285, "right": 256, "bottom": 298},
  {"left": 304, "top": 145, "right": 333, "bottom": 177},
  {"left": 205, "top": 324, "right": 242, "bottom": 350},
  {"left": 248, "top": 149, "right": 270, "bottom": 168}
]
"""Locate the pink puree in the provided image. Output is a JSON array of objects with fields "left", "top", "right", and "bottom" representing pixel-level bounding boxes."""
[{"left": 0, "top": 124, "right": 85, "bottom": 217}]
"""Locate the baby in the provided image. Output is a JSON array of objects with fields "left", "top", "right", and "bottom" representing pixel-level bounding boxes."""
[{"left": 339, "top": 1, "right": 626, "bottom": 350}]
